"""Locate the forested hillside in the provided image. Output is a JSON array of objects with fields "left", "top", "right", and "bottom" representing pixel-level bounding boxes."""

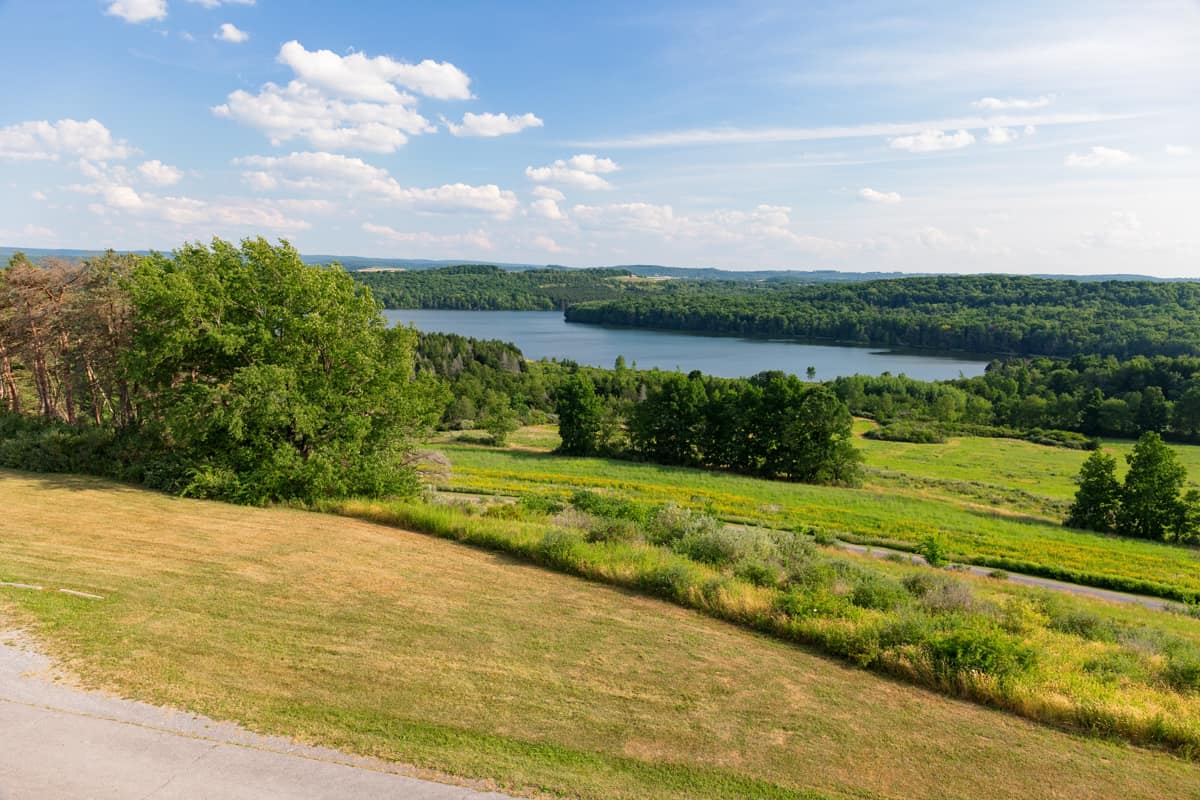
[
  {"left": 355, "top": 264, "right": 672, "bottom": 310},
  {"left": 564, "top": 275, "right": 1200, "bottom": 358}
]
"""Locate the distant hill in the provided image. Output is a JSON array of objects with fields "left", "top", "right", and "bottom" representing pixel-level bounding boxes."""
[{"left": 1, "top": 245, "right": 1194, "bottom": 283}]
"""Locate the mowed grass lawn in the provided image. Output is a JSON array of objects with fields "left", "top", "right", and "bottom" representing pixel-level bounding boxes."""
[
  {"left": 2, "top": 470, "right": 1198, "bottom": 800},
  {"left": 435, "top": 428, "right": 1200, "bottom": 600}
]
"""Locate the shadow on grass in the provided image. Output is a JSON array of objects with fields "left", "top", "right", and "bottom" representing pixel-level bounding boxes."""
[{"left": 0, "top": 467, "right": 152, "bottom": 496}]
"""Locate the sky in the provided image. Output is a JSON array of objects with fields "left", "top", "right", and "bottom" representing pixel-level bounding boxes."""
[{"left": 0, "top": 0, "right": 1197, "bottom": 275}]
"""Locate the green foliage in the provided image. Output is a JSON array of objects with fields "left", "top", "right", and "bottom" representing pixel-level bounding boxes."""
[
  {"left": 1117, "top": 432, "right": 1188, "bottom": 541},
  {"left": 1065, "top": 450, "right": 1121, "bottom": 532},
  {"left": 123, "top": 238, "right": 443, "bottom": 504},
  {"left": 926, "top": 623, "right": 1036, "bottom": 683},
  {"left": 569, "top": 489, "right": 646, "bottom": 522},
  {"left": 864, "top": 422, "right": 947, "bottom": 444},
  {"left": 556, "top": 373, "right": 604, "bottom": 455},
  {"left": 565, "top": 274, "right": 1200, "bottom": 360},
  {"left": 917, "top": 535, "right": 949, "bottom": 567}
]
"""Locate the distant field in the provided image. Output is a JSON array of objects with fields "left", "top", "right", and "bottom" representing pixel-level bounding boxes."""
[
  {"left": 2, "top": 469, "right": 1199, "bottom": 800},
  {"left": 434, "top": 428, "right": 1200, "bottom": 601}
]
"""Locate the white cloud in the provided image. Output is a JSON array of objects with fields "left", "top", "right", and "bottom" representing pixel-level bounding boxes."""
[
  {"left": 73, "top": 180, "right": 309, "bottom": 232},
  {"left": 105, "top": 0, "right": 166, "bottom": 23},
  {"left": 890, "top": 129, "right": 975, "bottom": 153},
  {"left": 984, "top": 126, "right": 1018, "bottom": 144},
  {"left": 526, "top": 154, "right": 620, "bottom": 190},
  {"left": 858, "top": 187, "right": 902, "bottom": 204},
  {"left": 31, "top": 191, "right": 47, "bottom": 201},
  {"left": 137, "top": 159, "right": 184, "bottom": 186},
  {"left": 571, "top": 202, "right": 842, "bottom": 253},
  {"left": 362, "top": 222, "right": 493, "bottom": 251},
  {"left": 215, "top": 23, "right": 249, "bottom": 43},
  {"left": 575, "top": 111, "right": 1125, "bottom": 149},
  {"left": 972, "top": 95, "right": 1055, "bottom": 111},
  {"left": 0, "top": 223, "right": 56, "bottom": 243},
  {"left": 532, "top": 186, "right": 565, "bottom": 201},
  {"left": 1065, "top": 146, "right": 1134, "bottom": 168},
  {"left": 530, "top": 198, "right": 565, "bottom": 220},
  {"left": 277, "top": 41, "right": 472, "bottom": 102},
  {"left": 445, "top": 112, "right": 543, "bottom": 137},
  {"left": 235, "top": 151, "right": 520, "bottom": 217},
  {"left": 532, "top": 235, "right": 565, "bottom": 253},
  {"left": 1082, "top": 211, "right": 1154, "bottom": 251},
  {"left": 916, "top": 226, "right": 955, "bottom": 248},
  {"left": 1166, "top": 145, "right": 1193, "bottom": 157},
  {"left": 214, "top": 81, "right": 433, "bottom": 153},
  {"left": 0, "top": 118, "right": 135, "bottom": 161}
]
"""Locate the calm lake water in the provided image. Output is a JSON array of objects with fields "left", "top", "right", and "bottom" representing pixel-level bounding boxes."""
[{"left": 385, "top": 309, "right": 989, "bottom": 381}]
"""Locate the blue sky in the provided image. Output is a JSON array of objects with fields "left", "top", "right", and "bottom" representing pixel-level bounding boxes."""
[{"left": 1, "top": 0, "right": 1197, "bottom": 274}]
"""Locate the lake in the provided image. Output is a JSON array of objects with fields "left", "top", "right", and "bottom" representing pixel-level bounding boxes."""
[{"left": 385, "top": 309, "right": 989, "bottom": 381}]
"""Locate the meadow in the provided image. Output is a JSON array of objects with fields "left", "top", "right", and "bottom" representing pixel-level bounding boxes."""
[
  {"left": 8, "top": 470, "right": 1200, "bottom": 799},
  {"left": 433, "top": 428, "right": 1200, "bottom": 603}
]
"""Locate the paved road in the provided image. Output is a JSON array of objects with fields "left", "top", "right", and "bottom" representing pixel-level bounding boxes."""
[{"left": 0, "top": 632, "right": 515, "bottom": 800}]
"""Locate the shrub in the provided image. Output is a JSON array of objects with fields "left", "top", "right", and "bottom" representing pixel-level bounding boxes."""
[
  {"left": 849, "top": 573, "right": 909, "bottom": 611},
  {"left": 1045, "top": 606, "right": 1120, "bottom": 643},
  {"left": 644, "top": 502, "right": 719, "bottom": 547},
  {"left": 775, "top": 587, "right": 850, "bottom": 620},
  {"left": 903, "top": 572, "right": 977, "bottom": 615},
  {"left": 1083, "top": 650, "right": 1150, "bottom": 685},
  {"left": 926, "top": 623, "right": 1036, "bottom": 682},
  {"left": 998, "top": 596, "right": 1048, "bottom": 635},
  {"left": 518, "top": 493, "right": 565, "bottom": 516},
  {"left": 571, "top": 490, "right": 646, "bottom": 522},
  {"left": 917, "top": 535, "right": 948, "bottom": 567},
  {"left": 585, "top": 516, "right": 639, "bottom": 544},
  {"left": 812, "top": 529, "right": 837, "bottom": 546},
  {"left": 864, "top": 422, "right": 947, "bottom": 444},
  {"left": 482, "top": 502, "right": 524, "bottom": 520},
  {"left": 536, "top": 530, "right": 586, "bottom": 571},
  {"left": 734, "top": 560, "right": 778, "bottom": 588},
  {"left": 1161, "top": 642, "right": 1200, "bottom": 693},
  {"left": 637, "top": 562, "right": 703, "bottom": 603}
]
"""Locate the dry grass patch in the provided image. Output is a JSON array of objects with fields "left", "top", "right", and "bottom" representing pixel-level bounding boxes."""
[{"left": 1, "top": 469, "right": 1198, "bottom": 800}]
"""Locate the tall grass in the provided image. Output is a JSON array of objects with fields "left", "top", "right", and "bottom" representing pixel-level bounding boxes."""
[{"left": 330, "top": 493, "right": 1200, "bottom": 760}]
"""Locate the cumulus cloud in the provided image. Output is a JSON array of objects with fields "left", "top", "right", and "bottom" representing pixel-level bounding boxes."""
[
  {"left": 531, "top": 198, "right": 565, "bottom": 220},
  {"left": 215, "top": 23, "right": 249, "bottom": 43},
  {"left": 73, "top": 180, "right": 309, "bottom": 231},
  {"left": 972, "top": 95, "right": 1055, "bottom": 110},
  {"left": 1065, "top": 146, "right": 1134, "bottom": 168},
  {"left": 1166, "top": 144, "right": 1193, "bottom": 157},
  {"left": 235, "top": 151, "right": 520, "bottom": 217},
  {"left": 0, "top": 118, "right": 135, "bottom": 161},
  {"left": 444, "top": 112, "right": 543, "bottom": 137},
  {"left": 889, "top": 129, "right": 975, "bottom": 153},
  {"left": 277, "top": 41, "right": 471, "bottom": 102},
  {"left": 214, "top": 81, "right": 433, "bottom": 153},
  {"left": 984, "top": 126, "right": 1017, "bottom": 144},
  {"left": 571, "top": 202, "right": 842, "bottom": 253},
  {"left": 525, "top": 153, "right": 620, "bottom": 190},
  {"left": 858, "top": 187, "right": 902, "bottom": 204},
  {"left": 137, "top": 159, "right": 184, "bottom": 186},
  {"left": 104, "top": 0, "right": 166, "bottom": 23},
  {"left": 532, "top": 235, "right": 565, "bottom": 253},
  {"left": 362, "top": 222, "right": 493, "bottom": 251},
  {"left": 215, "top": 41, "right": 475, "bottom": 151}
]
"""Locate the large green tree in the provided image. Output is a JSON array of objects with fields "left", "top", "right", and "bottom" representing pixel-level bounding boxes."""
[
  {"left": 1065, "top": 450, "right": 1121, "bottom": 532},
  {"left": 125, "top": 238, "right": 443, "bottom": 503},
  {"left": 555, "top": 373, "right": 602, "bottom": 455},
  {"left": 1116, "top": 432, "right": 1187, "bottom": 540}
]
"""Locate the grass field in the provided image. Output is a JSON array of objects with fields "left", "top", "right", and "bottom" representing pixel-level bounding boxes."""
[
  {"left": 3, "top": 469, "right": 1200, "bottom": 800},
  {"left": 433, "top": 430, "right": 1200, "bottom": 603}
]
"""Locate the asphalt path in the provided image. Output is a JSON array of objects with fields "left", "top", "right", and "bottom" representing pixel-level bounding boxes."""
[{"left": 0, "top": 631, "right": 516, "bottom": 800}]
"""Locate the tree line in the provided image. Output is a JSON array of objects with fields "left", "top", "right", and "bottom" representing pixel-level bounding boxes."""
[
  {"left": 0, "top": 240, "right": 442, "bottom": 504},
  {"left": 1067, "top": 433, "right": 1199, "bottom": 543},
  {"left": 834, "top": 354, "right": 1200, "bottom": 444},
  {"left": 556, "top": 369, "right": 864, "bottom": 485},
  {"left": 564, "top": 275, "right": 1200, "bottom": 359},
  {"left": 354, "top": 264, "right": 670, "bottom": 311}
]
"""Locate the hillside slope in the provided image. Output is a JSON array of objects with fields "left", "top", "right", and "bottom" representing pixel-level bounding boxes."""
[{"left": 1, "top": 469, "right": 1197, "bottom": 800}]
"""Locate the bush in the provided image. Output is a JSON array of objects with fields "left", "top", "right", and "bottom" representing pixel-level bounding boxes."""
[
  {"left": 903, "top": 572, "right": 977, "bottom": 615},
  {"left": 1045, "top": 606, "right": 1120, "bottom": 643},
  {"left": 518, "top": 493, "right": 565, "bottom": 516},
  {"left": 637, "top": 562, "right": 703, "bottom": 602},
  {"left": 926, "top": 623, "right": 1036, "bottom": 682},
  {"left": 864, "top": 422, "right": 947, "bottom": 444},
  {"left": 644, "top": 502, "right": 719, "bottom": 547},
  {"left": 1161, "top": 642, "right": 1200, "bottom": 693},
  {"left": 536, "top": 530, "right": 586, "bottom": 571},
  {"left": 917, "top": 535, "right": 948, "bottom": 567},
  {"left": 734, "top": 560, "right": 779, "bottom": 588},
  {"left": 1083, "top": 650, "right": 1150, "bottom": 685},
  {"left": 570, "top": 490, "right": 646, "bottom": 522},
  {"left": 849, "top": 573, "right": 909, "bottom": 611},
  {"left": 482, "top": 502, "right": 524, "bottom": 520},
  {"left": 585, "top": 516, "right": 639, "bottom": 544}
]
